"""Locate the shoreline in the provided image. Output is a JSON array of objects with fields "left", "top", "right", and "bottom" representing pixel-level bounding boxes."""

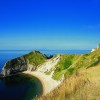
[
  {"left": 23, "top": 71, "right": 45, "bottom": 95},
  {"left": 23, "top": 71, "right": 62, "bottom": 95}
]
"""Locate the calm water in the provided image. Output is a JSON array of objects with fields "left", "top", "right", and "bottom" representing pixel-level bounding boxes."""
[
  {"left": 0, "top": 73, "right": 43, "bottom": 100},
  {"left": 0, "top": 50, "right": 90, "bottom": 100}
]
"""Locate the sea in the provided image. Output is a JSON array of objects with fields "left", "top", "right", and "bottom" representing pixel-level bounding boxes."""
[{"left": 0, "top": 50, "right": 90, "bottom": 100}]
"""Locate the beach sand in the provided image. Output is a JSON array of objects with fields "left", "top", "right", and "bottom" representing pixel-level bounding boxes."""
[{"left": 23, "top": 71, "right": 62, "bottom": 95}]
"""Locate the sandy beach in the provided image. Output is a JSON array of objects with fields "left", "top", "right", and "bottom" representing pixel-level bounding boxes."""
[{"left": 23, "top": 71, "right": 62, "bottom": 95}]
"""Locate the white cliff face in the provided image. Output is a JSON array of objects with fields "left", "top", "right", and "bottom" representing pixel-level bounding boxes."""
[
  {"left": 0, "top": 53, "right": 64, "bottom": 94},
  {"left": 23, "top": 54, "right": 66, "bottom": 95},
  {"left": 91, "top": 44, "right": 100, "bottom": 52},
  {"left": 23, "top": 55, "right": 64, "bottom": 95},
  {"left": 0, "top": 51, "right": 64, "bottom": 84},
  {"left": 27, "top": 64, "right": 37, "bottom": 71},
  {"left": 26, "top": 55, "right": 61, "bottom": 73},
  {"left": 27, "top": 64, "right": 34, "bottom": 71},
  {"left": 91, "top": 48, "right": 96, "bottom": 52},
  {"left": 37, "top": 55, "right": 60, "bottom": 73}
]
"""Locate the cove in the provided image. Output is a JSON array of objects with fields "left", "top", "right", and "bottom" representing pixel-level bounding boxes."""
[{"left": 0, "top": 73, "right": 43, "bottom": 100}]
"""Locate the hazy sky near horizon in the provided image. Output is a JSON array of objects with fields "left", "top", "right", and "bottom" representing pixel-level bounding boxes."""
[{"left": 0, "top": 0, "right": 100, "bottom": 50}]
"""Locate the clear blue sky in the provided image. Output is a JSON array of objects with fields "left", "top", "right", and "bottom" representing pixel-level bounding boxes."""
[{"left": 0, "top": 0, "right": 100, "bottom": 50}]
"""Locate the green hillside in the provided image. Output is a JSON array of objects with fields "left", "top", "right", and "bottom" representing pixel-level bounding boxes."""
[
  {"left": 1, "top": 51, "right": 47, "bottom": 76},
  {"left": 24, "top": 51, "right": 47, "bottom": 66},
  {"left": 52, "top": 54, "right": 82, "bottom": 80},
  {"left": 39, "top": 45, "right": 100, "bottom": 100},
  {"left": 39, "top": 64, "right": 100, "bottom": 100},
  {"left": 51, "top": 47, "right": 100, "bottom": 80}
]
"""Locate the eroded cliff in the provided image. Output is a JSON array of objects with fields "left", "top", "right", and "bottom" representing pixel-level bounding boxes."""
[{"left": 1, "top": 51, "right": 47, "bottom": 77}]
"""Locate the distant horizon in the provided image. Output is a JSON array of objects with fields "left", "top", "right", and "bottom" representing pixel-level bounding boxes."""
[
  {"left": 0, "top": 49, "right": 91, "bottom": 51},
  {"left": 0, "top": 49, "right": 91, "bottom": 56}
]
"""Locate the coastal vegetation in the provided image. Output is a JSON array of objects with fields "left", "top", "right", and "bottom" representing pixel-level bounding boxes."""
[
  {"left": 24, "top": 51, "right": 46, "bottom": 66},
  {"left": 1, "top": 51, "right": 47, "bottom": 76},
  {"left": 39, "top": 65, "right": 100, "bottom": 100},
  {"left": 46, "top": 47, "right": 100, "bottom": 80},
  {"left": 1, "top": 44, "right": 100, "bottom": 100},
  {"left": 38, "top": 44, "right": 100, "bottom": 100}
]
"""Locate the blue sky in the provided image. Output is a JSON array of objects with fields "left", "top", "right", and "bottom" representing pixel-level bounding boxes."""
[{"left": 0, "top": 0, "right": 100, "bottom": 50}]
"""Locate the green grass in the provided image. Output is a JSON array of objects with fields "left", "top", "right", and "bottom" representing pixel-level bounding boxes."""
[
  {"left": 45, "top": 68, "right": 54, "bottom": 75},
  {"left": 24, "top": 51, "right": 46, "bottom": 67},
  {"left": 52, "top": 54, "right": 82, "bottom": 80},
  {"left": 52, "top": 49, "right": 100, "bottom": 80},
  {"left": 52, "top": 70, "right": 66, "bottom": 80},
  {"left": 38, "top": 64, "right": 100, "bottom": 100},
  {"left": 36, "top": 46, "right": 100, "bottom": 100},
  {"left": 4, "top": 51, "right": 47, "bottom": 70}
]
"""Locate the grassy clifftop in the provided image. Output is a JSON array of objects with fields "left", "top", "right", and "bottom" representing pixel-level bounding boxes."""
[
  {"left": 1, "top": 51, "right": 47, "bottom": 76},
  {"left": 4, "top": 51, "right": 47, "bottom": 69},
  {"left": 38, "top": 45, "right": 100, "bottom": 100},
  {"left": 24, "top": 51, "right": 47, "bottom": 66},
  {"left": 39, "top": 64, "right": 100, "bottom": 100},
  {"left": 51, "top": 47, "right": 100, "bottom": 80},
  {"left": 52, "top": 54, "right": 82, "bottom": 80}
]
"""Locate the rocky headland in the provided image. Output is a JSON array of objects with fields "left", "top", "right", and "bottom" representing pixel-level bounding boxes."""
[{"left": 0, "top": 44, "right": 100, "bottom": 98}]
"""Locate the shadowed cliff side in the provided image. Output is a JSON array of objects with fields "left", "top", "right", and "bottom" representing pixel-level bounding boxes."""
[{"left": 1, "top": 51, "right": 47, "bottom": 77}]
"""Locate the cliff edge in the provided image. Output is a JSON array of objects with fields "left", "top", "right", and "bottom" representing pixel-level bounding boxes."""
[{"left": 1, "top": 51, "right": 47, "bottom": 77}]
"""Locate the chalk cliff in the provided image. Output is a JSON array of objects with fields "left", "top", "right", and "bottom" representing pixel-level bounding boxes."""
[{"left": 1, "top": 51, "right": 47, "bottom": 77}]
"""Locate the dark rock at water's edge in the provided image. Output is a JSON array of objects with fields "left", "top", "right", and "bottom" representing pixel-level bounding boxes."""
[
  {"left": 0, "top": 73, "right": 3, "bottom": 79},
  {"left": 1, "top": 56, "right": 27, "bottom": 77},
  {"left": 1, "top": 50, "right": 47, "bottom": 77}
]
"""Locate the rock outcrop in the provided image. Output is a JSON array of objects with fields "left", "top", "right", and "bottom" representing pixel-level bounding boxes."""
[
  {"left": 1, "top": 51, "right": 47, "bottom": 77},
  {"left": 1, "top": 56, "right": 27, "bottom": 77}
]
